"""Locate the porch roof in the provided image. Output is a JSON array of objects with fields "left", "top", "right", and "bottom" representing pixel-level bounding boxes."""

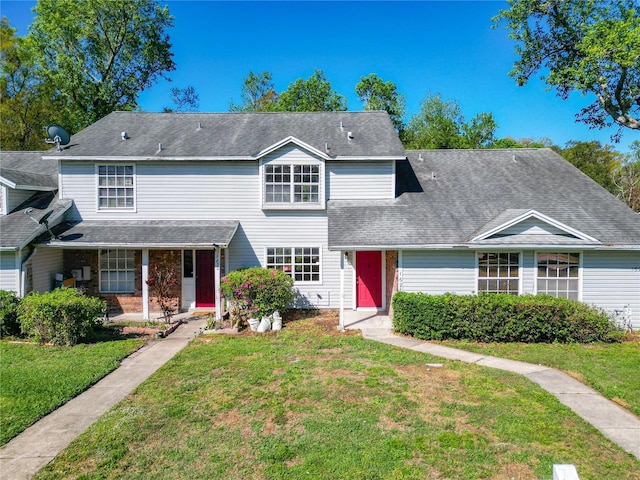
[{"left": 45, "top": 220, "right": 239, "bottom": 249}]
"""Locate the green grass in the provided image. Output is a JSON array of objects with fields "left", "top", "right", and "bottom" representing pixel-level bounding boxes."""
[
  {"left": 36, "top": 319, "right": 639, "bottom": 480},
  {"left": 438, "top": 335, "right": 640, "bottom": 417},
  {"left": 0, "top": 332, "right": 145, "bottom": 445}
]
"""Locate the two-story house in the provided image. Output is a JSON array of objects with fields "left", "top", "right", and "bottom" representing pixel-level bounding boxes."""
[{"left": 1, "top": 111, "right": 639, "bottom": 328}]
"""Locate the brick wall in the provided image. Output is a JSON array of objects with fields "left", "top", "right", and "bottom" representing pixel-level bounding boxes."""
[{"left": 63, "top": 249, "right": 182, "bottom": 315}]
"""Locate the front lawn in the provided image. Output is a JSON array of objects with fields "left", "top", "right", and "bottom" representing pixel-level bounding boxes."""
[
  {"left": 0, "top": 333, "right": 145, "bottom": 445},
  {"left": 439, "top": 335, "right": 640, "bottom": 417},
  {"left": 36, "top": 318, "right": 639, "bottom": 479}
]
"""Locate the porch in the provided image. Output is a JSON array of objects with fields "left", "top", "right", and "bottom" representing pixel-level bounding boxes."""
[{"left": 341, "top": 308, "right": 393, "bottom": 332}]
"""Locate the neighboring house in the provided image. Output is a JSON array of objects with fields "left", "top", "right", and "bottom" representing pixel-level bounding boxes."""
[
  {"left": 1, "top": 111, "right": 638, "bottom": 329},
  {"left": 0, "top": 152, "right": 72, "bottom": 295}
]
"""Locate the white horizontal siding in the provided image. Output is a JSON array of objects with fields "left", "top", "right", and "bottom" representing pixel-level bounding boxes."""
[
  {"left": 0, "top": 251, "right": 18, "bottom": 293},
  {"left": 497, "top": 218, "right": 569, "bottom": 237},
  {"left": 60, "top": 158, "right": 343, "bottom": 308},
  {"left": 521, "top": 251, "right": 535, "bottom": 295},
  {"left": 5, "top": 189, "right": 34, "bottom": 213},
  {"left": 400, "top": 250, "right": 477, "bottom": 295},
  {"left": 582, "top": 251, "right": 640, "bottom": 329},
  {"left": 327, "top": 161, "right": 394, "bottom": 200},
  {"left": 31, "top": 247, "right": 63, "bottom": 293}
]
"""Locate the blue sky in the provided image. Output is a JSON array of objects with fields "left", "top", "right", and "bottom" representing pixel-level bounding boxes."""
[{"left": 2, "top": 0, "right": 638, "bottom": 153}]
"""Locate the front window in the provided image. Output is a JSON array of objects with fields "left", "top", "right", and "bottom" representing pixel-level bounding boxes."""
[
  {"left": 266, "top": 247, "right": 321, "bottom": 282},
  {"left": 537, "top": 253, "right": 580, "bottom": 300},
  {"left": 98, "top": 165, "right": 135, "bottom": 210},
  {"left": 100, "top": 249, "right": 135, "bottom": 292},
  {"left": 264, "top": 164, "right": 320, "bottom": 205},
  {"left": 478, "top": 252, "right": 519, "bottom": 294}
]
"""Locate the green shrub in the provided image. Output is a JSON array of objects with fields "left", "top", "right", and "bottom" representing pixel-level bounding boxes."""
[
  {"left": 221, "top": 267, "right": 294, "bottom": 319},
  {"left": 392, "top": 292, "right": 621, "bottom": 343},
  {"left": 0, "top": 290, "right": 21, "bottom": 338},
  {"left": 18, "top": 289, "right": 106, "bottom": 346}
]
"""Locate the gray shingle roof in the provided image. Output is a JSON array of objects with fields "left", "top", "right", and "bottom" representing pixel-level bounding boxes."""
[
  {"left": 328, "top": 149, "right": 640, "bottom": 249},
  {"left": 0, "top": 191, "right": 72, "bottom": 250},
  {"left": 46, "top": 220, "right": 240, "bottom": 248},
  {"left": 47, "top": 111, "right": 406, "bottom": 159},
  {"left": 0, "top": 151, "right": 58, "bottom": 189}
]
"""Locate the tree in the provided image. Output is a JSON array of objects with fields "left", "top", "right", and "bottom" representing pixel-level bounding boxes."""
[
  {"left": 614, "top": 140, "right": 640, "bottom": 211},
  {"left": 492, "top": 137, "right": 553, "bottom": 149},
  {"left": 356, "top": 73, "right": 406, "bottom": 132},
  {"left": 403, "top": 92, "right": 497, "bottom": 149},
  {"left": 28, "top": 0, "right": 176, "bottom": 131},
  {"left": 230, "top": 70, "right": 278, "bottom": 112},
  {"left": 556, "top": 141, "right": 622, "bottom": 194},
  {"left": 0, "top": 17, "right": 60, "bottom": 150},
  {"left": 460, "top": 112, "right": 498, "bottom": 149},
  {"left": 494, "top": 0, "right": 640, "bottom": 137},
  {"left": 276, "top": 70, "right": 346, "bottom": 112},
  {"left": 163, "top": 85, "right": 199, "bottom": 112}
]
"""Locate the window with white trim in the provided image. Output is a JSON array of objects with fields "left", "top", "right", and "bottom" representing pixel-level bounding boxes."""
[
  {"left": 537, "top": 253, "right": 580, "bottom": 300},
  {"left": 100, "top": 249, "right": 135, "bottom": 293},
  {"left": 98, "top": 165, "right": 135, "bottom": 210},
  {"left": 478, "top": 252, "right": 519, "bottom": 294},
  {"left": 264, "top": 164, "right": 320, "bottom": 205},
  {"left": 266, "top": 247, "right": 321, "bottom": 282}
]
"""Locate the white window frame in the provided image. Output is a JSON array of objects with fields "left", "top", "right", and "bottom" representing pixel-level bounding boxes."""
[
  {"left": 99, "top": 249, "right": 136, "bottom": 293},
  {"left": 265, "top": 246, "right": 322, "bottom": 284},
  {"left": 476, "top": 251, "right": 522, "bottom": 295},
  {"left": 96, "top": 164, "right": 136, "bottom": 212},
  {"left": 534, "top": 251, "right": 582, "bottom": 301},
  {"left": 260, "top": 161, "right": 325, "bottom": 210}
]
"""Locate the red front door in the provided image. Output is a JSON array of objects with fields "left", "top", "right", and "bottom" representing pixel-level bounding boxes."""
[
  {"left": 356, "top": 251, "right": 382, "bottom": 307},
  {"left": 196, "top": 250, "right": 215, "bottom": 307}
]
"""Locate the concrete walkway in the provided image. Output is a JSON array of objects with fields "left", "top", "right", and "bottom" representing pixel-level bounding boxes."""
[
  {"left": 1, "top": 311, "right": 637, "bottom": 479},
  {"left": 344, "top": 310, "right": 640, "bottom": 461},
  {"left": 0, "top": 316, "right": 207, "bottom": 480}
]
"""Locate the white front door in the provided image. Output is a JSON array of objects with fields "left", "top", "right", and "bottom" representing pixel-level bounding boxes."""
[{"left": 182, "top": 249, "right": 196, "bottom": 310}]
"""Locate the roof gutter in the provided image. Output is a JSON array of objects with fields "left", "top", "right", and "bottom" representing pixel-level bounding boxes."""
[
  {"left": 45, "top": 242, "right": 232, "bottom": 249},
  {"left": 329, "top": 243, "right": 640, "bottom": 251}
]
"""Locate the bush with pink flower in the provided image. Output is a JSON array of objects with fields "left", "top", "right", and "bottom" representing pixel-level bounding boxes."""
[{"left": 221, "top": 268, "right": 294, "bottom": 327}]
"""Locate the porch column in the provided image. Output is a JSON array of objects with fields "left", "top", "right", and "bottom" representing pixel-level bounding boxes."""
[
  {"left": 339, "top": 250, "right": 345, "bottom": 331},
  {"left": 214, "top": 247, "right": 221, "bottom": 320},
  {"left": 142, "top": 249, "right": 149, "bottom": 320}
]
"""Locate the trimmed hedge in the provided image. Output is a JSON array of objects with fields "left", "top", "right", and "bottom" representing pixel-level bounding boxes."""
[
  {"left": 18, "top": 288, "right": 106, "bottom": 346},
  {"left": 0, "top": 290, "right": 21, "bottom": 338},
  {"left": 392, "top": 292, "right": 622, "bottom": 343}
]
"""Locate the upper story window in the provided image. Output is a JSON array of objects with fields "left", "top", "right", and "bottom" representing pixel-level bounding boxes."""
[
  {"left": 478, "top": 252, "right": 520, "bottom": 294},
  {"left": 263, "top": 163, "right": 323, "bottom": 209},
  {"left": 537, "top": 253, "right": 580, "bottom": 300},
  {"left": 97, "top": 165, "right": 135, "bottom": 210}
]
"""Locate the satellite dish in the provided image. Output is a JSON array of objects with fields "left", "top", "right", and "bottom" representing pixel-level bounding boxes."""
[
  {"left": 39, "top": 210, "right": 53, "bottom": 225},
  {"left": 45, "top": 125, "right": 70, "bottom": 151}
]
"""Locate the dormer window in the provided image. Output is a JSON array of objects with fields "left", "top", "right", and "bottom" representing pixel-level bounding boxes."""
[
  {"left": 265, "top": 164, "right": 320, "bottom": 203},
  {"left": 262, "top": 161, "right": 324, "bottom": 210}
]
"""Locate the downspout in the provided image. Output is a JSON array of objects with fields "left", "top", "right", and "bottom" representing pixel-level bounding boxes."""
[
  {"left": 19, "top": 247, "right": 38, "bottom": 297},
  {"left": 339, "top": 251, "right": 345, "bottom": 331}
]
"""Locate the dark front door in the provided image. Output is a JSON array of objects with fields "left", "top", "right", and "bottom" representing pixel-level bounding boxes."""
[
  {"left": 356, "top": 251, "right": 382, "bottom": 308},
  {"left": 196, "top": 250, "right": 215, "bottom": 307}
]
